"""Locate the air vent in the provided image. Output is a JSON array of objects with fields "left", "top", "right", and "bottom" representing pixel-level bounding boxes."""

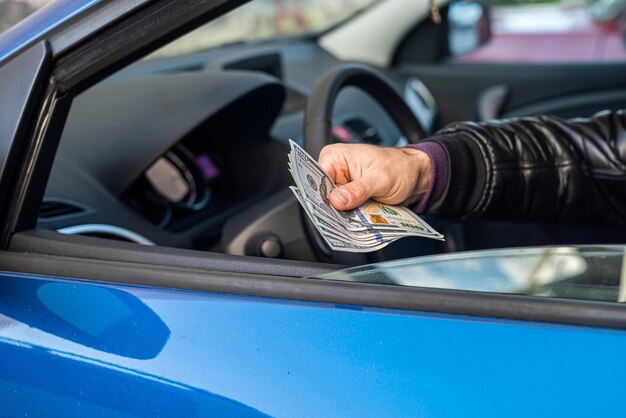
[{"left": 39, "top": 199, "right": 86, "bottom": 220}]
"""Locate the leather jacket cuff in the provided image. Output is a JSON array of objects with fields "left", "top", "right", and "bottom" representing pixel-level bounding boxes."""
[{"left": 406, "top": 141, "right": 449, "bottom": 213}]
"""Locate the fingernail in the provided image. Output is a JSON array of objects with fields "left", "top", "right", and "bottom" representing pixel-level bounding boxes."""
[{"left": 333, "top": 190, "right": 349, "bottom": 206}]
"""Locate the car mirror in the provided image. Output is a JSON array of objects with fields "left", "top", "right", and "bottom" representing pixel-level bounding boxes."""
[{"left": 448, "top": 0, "right": 492, "bottom": 56}]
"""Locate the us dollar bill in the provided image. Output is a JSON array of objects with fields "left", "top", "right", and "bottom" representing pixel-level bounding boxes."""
[
  {"left": 290, "top": 187, "right": 392, "bottom": 252},
  {"left": 288, "top": 139, "right": 443, "bottom": 252}
]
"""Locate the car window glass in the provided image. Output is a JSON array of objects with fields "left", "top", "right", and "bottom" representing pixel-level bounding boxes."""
[
  {"left": 314, "top": 246, "right": 626, "bottom": 303},
  {"left": 0, "top": 0, "right": 53, "bottom": 35},
  {"left": 452, "top": 0, "right": 626, "bottom": 63}
]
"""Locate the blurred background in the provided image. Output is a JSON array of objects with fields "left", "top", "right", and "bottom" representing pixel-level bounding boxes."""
[{"left": 2, "top": 0, "right": 626, "bottom": 62}]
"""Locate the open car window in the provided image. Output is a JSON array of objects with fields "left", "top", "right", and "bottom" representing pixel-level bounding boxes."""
[
  {"left": 317, "top": 245, "right": 626, "bottom": 303},
  {"left": 35, "top": 0, "right": 626, "bottom": 266}
]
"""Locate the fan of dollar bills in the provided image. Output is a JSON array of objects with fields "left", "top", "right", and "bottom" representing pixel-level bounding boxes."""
[{"left": 287, "top": 140, "right": 444, "bottom": 253}]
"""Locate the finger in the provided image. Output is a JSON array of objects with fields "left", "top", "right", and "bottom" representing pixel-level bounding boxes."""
[
  {"left": 319, "top": 144, "right": 358, "bottom": 184},
  {"left": 321, "top": 159, "right": 353, "bottom": 186},
  {"left": 317, "top": 156, "right": 334, "bottom": 176},
  {"left": 318, "top": 145, "right": 338, "bottom": 175},
  {"left": 319, "top": 159, "right": 343, "bottom": 186},
  {"left": 329, "top": 179, "right": 370, "bottom": 210}
]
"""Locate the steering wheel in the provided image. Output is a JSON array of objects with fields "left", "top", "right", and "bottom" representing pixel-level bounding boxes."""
[
  {"left": 302, "top": 63, "right": 434, "bottom": 263},
  {"left": 303, "top": 63, "right": 426, "bottom": 158}
]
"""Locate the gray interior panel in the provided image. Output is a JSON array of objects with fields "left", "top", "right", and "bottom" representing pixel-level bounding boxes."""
[
  {"left": 10, "top": 229, "right": 341, "bottom": 277},
  {"left": 56, "top": 69, "right": 284, "bottom": 196}
]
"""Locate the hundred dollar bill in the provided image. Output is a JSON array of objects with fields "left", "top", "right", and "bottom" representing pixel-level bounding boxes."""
[
  {"left": 291, "top": 187, "right": 397, "bottom": 245},
  {"left": 323, "top": 235, "right": 392, "bottom": 253},
  {"left": 289, "top": 140, "right": 361, "bottom": 229},
  {"left": 288, "top": 139, "right": 444, "bottom": 252},
  {"left": 293, "top": 188, "right": 430, "bottom": 247},
  {"left": 290, "top": 187, "right": 392, "bottom": 252},
  {"left": 349, "top": 201, "right": 442, "bottom": 237},
  {"left": 289, "top": 140, "right": 443, "bottom": 236}
]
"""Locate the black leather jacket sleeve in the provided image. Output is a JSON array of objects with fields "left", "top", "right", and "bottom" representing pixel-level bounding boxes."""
[{"left": 428, "top": 110, "right": 626, "bottom": 225}]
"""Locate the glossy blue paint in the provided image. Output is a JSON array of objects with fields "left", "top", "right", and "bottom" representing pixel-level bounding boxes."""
[
  {"left": 0, "top": 272, "right": 625, "bottom": 417},
  {"left": 0, "top": 0, "right": 99, "bottom": 64}
]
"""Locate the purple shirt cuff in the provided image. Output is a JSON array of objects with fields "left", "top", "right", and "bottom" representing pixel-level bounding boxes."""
[{"left": 407, "top": 141, "right": 448, "bottom": 213}]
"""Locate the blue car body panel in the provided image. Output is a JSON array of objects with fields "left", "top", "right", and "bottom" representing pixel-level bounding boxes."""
[{"left": 1, "top": 272, "right": 624, "bottom": 417}]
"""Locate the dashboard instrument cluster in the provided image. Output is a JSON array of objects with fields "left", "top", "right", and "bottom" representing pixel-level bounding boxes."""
[{"left": 124, "top": 144, "right": 222, "bottom": 229}]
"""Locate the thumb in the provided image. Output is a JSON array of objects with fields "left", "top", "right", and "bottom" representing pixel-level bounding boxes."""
[{"left": 329, "top": 179, "right": 369, "bottom": 211}]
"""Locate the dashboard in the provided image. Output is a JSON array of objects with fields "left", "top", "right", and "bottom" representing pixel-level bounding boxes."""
[{"left": 38, "top": 39, "right": 440, "bottom": 261}]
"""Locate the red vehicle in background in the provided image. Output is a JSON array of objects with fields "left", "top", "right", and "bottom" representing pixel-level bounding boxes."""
[{"left": 454, "top": 0, "right": 626, "bottom": 63}]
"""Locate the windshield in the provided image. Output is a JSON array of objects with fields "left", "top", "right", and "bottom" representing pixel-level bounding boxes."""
[
  {"left": 316, "top": 246, "right": 626, "bottom": 303},
  {"left": 153, "top": 0, "right": 379, "bottom": 57}
]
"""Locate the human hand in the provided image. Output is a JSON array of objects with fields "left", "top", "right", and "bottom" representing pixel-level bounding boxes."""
[{"left": 318, "top": 143, "right": 432, "bottom": 211}]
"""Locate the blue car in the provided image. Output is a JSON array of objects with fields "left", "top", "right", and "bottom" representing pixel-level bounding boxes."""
[{"left": 1, "top": 0, "right": 626, "bottom": 416}]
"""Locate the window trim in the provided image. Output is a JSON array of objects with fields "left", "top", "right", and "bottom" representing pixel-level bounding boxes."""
[
  {"left": 0, "top": 41, "right": 51, "bottom": 248},
  {"left": 6, "top": 230, "right": 626, "bottom": 330}
]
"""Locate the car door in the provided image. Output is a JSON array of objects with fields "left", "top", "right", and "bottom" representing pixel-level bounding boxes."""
[{"left": 1, "top": 1, "right": 626, "bottom": 417}]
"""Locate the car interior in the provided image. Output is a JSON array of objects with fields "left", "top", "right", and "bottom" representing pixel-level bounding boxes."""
[{"left": 29, "top": 0, "right": 626, "bottom": 275}]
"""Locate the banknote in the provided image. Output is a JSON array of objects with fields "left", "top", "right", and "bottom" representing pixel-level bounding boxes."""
[
  {"left": 288, "top": 139, "right": 443, "bottom": 252},
  {"left": 291, "top": 187, "right": 396, "bottom": 245},
  {"left": 291, "top": 187, "right": 392, "bottom": 252},
  {"left": 288, "top": 141, "right": 361, "bottom": 229},
  {"left": 349, "top": 201, "right": 440, "bottom": 235}
]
